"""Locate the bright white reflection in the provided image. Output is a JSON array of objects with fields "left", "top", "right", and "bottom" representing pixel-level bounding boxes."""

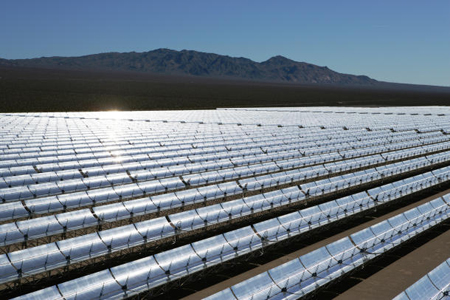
[
  {"left": 104, "top": 110, "right": 123, "bottom": 120},
  {"left": 101, "top": 110, "right": 126, "bottom": 163}
]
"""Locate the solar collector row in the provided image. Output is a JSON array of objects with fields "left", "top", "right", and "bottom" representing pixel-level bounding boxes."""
[
  {"left": 0, "top": 142, "right": 443, "bottom": 213},
  {"left": 2, "top": 133, "right": 449, "bottom": 204},
  {"left": 3, "top": 109, "right": 449, "bottom": 131},
  {"left": 0, "top": 127, "right": 429, "bottom": 170},
  {"left": 1, "top": 131, "right": 445, "bottom": 178},
  {"left": 1, "top": 148, "right": 449, "bottom": 250},
  {"left": 0, "top": 123, "right": 361, "bottom": 154},
  {"left": 2, "top": 164, "right": 449, "bottom": 288},
  {"left": 206, "top": 195, "right": 450, "bottom": 300},
  {"left": 12, "top": 174, "right": 450, "bottom": 299},
  {"left": 0, "top": 150, "right": 446, "bottom": 246},
  {"left": 0, "top": 123, "right": 444, "bottom": 163}
]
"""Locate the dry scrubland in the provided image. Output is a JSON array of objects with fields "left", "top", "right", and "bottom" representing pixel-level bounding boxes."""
[{"left": 0, "top": 66, "right": 450, "bottom": 112}]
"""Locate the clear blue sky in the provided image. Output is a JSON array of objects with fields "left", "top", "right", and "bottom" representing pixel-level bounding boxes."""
[{"left": 1, "top": 0, "right": 449, "bottom": 86}]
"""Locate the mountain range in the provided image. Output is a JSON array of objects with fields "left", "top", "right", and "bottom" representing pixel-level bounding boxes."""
[{"left": 0, "top": 49, "right": 377, "bottom": 85}]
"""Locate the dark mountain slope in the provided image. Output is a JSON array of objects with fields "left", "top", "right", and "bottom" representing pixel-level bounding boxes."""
[{"left": 0, "top": 49, "right": 377, "bottom": 85}]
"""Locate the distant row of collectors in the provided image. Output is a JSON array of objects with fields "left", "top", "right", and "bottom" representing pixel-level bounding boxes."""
[
  {"left": 1, "top": 130, "right": 449, "bottom": 203},
  {"left": 0, "top": 145, "right": 449, "bottom": 229}
]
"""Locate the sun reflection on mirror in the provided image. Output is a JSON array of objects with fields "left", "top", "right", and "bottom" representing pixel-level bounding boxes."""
[
  {"left": 104, "top": 110, "right": 122, "bottom": 120},
  {"left": 103, "top": 110, "right": 125, "bottom": 164}
]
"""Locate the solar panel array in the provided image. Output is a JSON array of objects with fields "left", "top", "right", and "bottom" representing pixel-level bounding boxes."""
[
  {"left": 206, "top": 193, "right": 450, "bottom": 300},
  {"left": 1, "top": 107, "right": 450, "bottom": 299}
]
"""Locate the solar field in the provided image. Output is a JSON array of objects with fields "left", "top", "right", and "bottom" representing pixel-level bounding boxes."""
[{"left": 1, "top": 107, "right": 450, "bottom": 299}]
